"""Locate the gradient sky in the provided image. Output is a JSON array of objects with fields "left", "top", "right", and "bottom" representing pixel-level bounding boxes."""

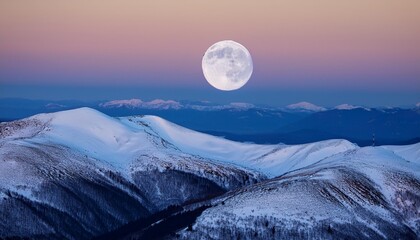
[{"left": 1, "top": 0, "right": 419, "bottom": 106}]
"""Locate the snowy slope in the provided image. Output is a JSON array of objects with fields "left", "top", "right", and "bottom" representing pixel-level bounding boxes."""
[
  {"left": 177, "top": 144, "right": 420, "bottom": 239},
  {"left": 382, "top": 143, "right": 420, "bottom": 165},
  {"left": 2, "top": 108, "right": 241, "bottom": 175},
  {"left": 126, "top": 115, "right": 357, "bottom": 177},
  {"left": 1, "top": 108, "right": 418, "bottom": 239},
  {"left": 0, "top": 108, "right": 266, "bottom": 239},
  {"left": 2, "top": 107, "right": 406, "bottom": 186}
]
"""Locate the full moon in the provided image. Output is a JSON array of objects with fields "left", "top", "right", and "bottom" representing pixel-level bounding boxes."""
[{"left": 202, "top": 40, "right": 253, "bottom": 91}]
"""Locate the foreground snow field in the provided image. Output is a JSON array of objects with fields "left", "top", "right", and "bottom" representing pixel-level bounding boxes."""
[{"left": 0, "top": 108, "right": 418, "bottom": 239}]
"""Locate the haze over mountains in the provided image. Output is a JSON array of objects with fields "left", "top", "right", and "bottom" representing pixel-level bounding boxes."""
[
  {"left": 1, "top": 98, "right": 419, "bottom": 146},
  {"left": 0, "top": 108, "right": 418, "bottom": 239}
]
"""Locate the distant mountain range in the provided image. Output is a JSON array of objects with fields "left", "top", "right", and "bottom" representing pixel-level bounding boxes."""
[
  {"left": 1, "top": 98, "right": 419, "bottom": 146},
  {"left": 0, "top": 108, "right": 418, "bottom": 239}
]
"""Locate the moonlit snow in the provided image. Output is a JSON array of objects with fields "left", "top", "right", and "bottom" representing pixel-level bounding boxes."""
[{"left": 0, "top": 108, "right": 418, "bottom": 239}]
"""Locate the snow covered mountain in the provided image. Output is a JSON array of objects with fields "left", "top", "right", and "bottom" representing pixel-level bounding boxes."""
[
  {"left": 99, "top": 98, "right": 257, "bottom": 112},
  {"left": 0, "top": 108, "right": 264, "bottom": 239},
  {"left": 2, "top": 99, "right": 418, "bottom": 147},
  {"left": 100, "top": 98, "right": 182, "bottom": 109},
  {"left": 334, "top": 103, "right": 370, "bottom": 111},
  {"left": 176, "top": 144, "right": 420, "bottom": 239},
  {"left": 0, "top": 108, "right": 418, "bottom": 239},
  {"left": 286, "top": 101, "right": 327, "bottom": 112}
]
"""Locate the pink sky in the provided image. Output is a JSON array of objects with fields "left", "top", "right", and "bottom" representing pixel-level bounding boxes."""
[{"left": 1, "top": 0, "right": 419, "bottom": 89}]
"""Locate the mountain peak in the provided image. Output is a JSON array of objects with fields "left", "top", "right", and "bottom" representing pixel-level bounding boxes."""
[
  {"left": 334, "top": 104, "right": 370, "bottom": 111},
  {"left": 146, "top": 99, "right": 182, "bottom": 109},
  {"left": 286, "top": 101, "right": 326, "bottom": 112},
  {"left": 100, "top": 99, "right": 143, "bottom": 108},
  {"left": 228, "top": 102, "right": 255, "bottom": 109}
]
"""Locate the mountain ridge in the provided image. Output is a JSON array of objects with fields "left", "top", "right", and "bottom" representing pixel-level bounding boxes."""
[
  {"left": 1, "top": 98, "right": 418, "bottom": 147},
  {"left": 0, "top": 108, "right": 419, "bottom": 239}
]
